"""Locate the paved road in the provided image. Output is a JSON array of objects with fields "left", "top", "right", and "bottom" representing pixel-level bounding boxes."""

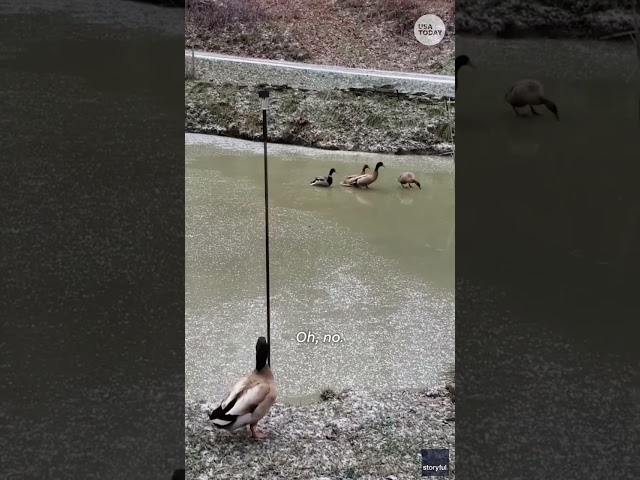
[{"left": 185, "top": 50, "right": 455, "bottom": 85}]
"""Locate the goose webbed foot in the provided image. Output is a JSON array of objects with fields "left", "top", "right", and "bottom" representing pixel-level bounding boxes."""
[{"left": 250, "top": 425, "right": 269, "bottom": 439}]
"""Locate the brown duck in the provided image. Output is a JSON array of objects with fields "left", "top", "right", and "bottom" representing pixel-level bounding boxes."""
[{"left": 345, "top": 161, "right": 384, "bottom": 189}]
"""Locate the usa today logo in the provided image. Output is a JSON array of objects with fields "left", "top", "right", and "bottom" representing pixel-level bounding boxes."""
[{"left": 414, "top": 14, "right": 446, "bottom": 46}]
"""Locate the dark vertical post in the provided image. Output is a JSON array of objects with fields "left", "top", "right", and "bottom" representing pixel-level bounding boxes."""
[{"left": 258, "top": 90, "right": 271, "bottom": 366}]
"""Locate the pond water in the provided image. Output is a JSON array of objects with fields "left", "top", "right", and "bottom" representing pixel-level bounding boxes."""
[
  {"left": 185, "top": 133, "right": 455, "bottom": 402},
  {"left": 456, "top": 35, "right": 640, "bottom": 267},
  {"left": 455, "top": 35, "right": 640, "bottom": 353}
]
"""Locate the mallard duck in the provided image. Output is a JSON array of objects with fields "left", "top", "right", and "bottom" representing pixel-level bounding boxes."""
[
  {"left": 398, "top": 172, "right": 421, "bottom": 189},
  {"left": 455, "top": 55, "right": 474, "bottom": 91},
  {"left": 505, "top": 79, "right": 559, "bottom": 120},
  {"left": 341, "top": 164, "right": 369, "bottom": 186},
  {"left": 209, "top": 337, "right": 276, "bottom": 439},
  {"left": 346, "top": 161, "right": 384, "bottom": 189},
  {"left": 310, "top": 168, "right": 336, "bottom": 187}
]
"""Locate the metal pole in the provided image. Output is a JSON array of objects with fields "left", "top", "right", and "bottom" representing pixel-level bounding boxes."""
[{"left": 259, "top": 90, "right": 271, "bottom": 366}]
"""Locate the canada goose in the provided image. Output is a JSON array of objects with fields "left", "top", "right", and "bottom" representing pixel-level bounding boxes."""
[
  {"left": 341, "top": 164, "right": 369, "bottom": 186},
  {"left": 398, "top": 172, "right": 421, "bottom": 189},
  {"left": 209, "top": 337, "right": 276, "bottom": 439},
  {"left": 346, "top": 161, "right": 384, "bottom": 189},
  {"left": 455, "top": 55, "right": 474, "bottom": 91},
  {"left": 310, "top": 168, "right": 336, "bottom": 187},
  {"left": 505, "top": 79, "right": 559, "bottom": 120}
]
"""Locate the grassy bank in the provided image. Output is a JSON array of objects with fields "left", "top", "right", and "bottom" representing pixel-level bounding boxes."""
[
  {"left": 185, "top": 81, "right": 454, "bottom": 155},
  {"left": 185, "top": 58, "right": 455, "bottom": 155},
  {"left": 186, "top": 0, "right": 455, "bottom": 75},
  {"left": 457, "top": 0, "right": 640, "bottom": 39},
  {"left": 186, "top": 386, "right": 455, "bottom": 480}
]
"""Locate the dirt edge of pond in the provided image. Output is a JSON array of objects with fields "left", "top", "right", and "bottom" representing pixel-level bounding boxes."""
[{"left": 186, "top": 386, "right": 456, "bottom": 480}]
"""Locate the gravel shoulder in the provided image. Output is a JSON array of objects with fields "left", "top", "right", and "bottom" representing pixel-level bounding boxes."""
[{"left": 185, "top": 387, "right": 456, "bottom": 480}]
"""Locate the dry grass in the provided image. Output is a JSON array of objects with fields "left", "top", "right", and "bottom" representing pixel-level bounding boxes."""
[
  {"left": 185, "top": 0, "right": 456, "bottom": 74},
  {"left": 185, "top": 80, "right": 455, "bottom": 155},
  {"left": 186, "top": 387, "right": 456, "bottom": 480},
  {"left": 185, "top": 0, "right": 264, "bottom": 30}
]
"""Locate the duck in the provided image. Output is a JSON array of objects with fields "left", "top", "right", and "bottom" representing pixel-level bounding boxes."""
[
  {"left": 346, "top": 161, "right": 384, "bottom": 189},
  {"left": 209, "top": 337, "right": 276, "bottom": 439},
  {"left": 505, "top": 79, "right": 559, "bottom": 120},
  {"left": 398, "top": 172, "right": 421, "bottom": 189},
  {"left": 455, "top": 55, "right": 474, "bottom": 91},
  {"left": 341, "top": 164, "right": 370, "bottom": 186},
  {"left": 310, "top": 168, "right": 336, "bottom": 187}
]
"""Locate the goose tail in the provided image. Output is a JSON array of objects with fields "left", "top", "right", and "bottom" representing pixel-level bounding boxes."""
[{"left": 208, "top": 398, "right": 238, "bottom": 429}]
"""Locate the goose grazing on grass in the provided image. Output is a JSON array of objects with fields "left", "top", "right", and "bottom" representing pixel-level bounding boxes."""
[
  {"left": 346, "top": 161, "right": 384, "bottom": 189},
  {"left": 455, "top": 55, "right": 474, "bottom": 91},
  {"left": 398, "top": 172, "right": 421, "bottom": 189},
  {"left": 505, "top": 79, "right": 559, "bottom": 120},
  {"left": 209, "top": 337, "right": 276, "bottom": 439},
  {"left": 341, "top": 164, "right": 370, "bottom": 186},
  {"left": 310, "top": 168, "right": 336, "bottom": 187}
]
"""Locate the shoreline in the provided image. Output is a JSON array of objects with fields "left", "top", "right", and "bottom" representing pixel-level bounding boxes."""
[
  {"left": 184, "top": 128, "right": 455, "bottom": 157},
  {"left": 186, "top": 386, "right": 456, "bottom": 480}
]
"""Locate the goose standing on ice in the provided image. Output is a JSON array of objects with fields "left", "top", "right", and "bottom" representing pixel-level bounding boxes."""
[
  {"left": 505, "top": 79, "right": 559, "bottom": 120},
  {"left": 398, "top": 172, "right": 421, "bottom": 189}
]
